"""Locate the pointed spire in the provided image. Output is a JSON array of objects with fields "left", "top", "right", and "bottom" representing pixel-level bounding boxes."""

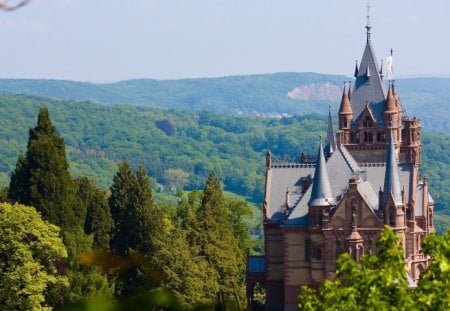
[
  {"left": 354, "top": 60, "right": 359, "bottom": 78},
  {"left": 339, "top": 83, "right": 352, "bottom": 115},
  {"left": 326, "top": 106, "right": 336, "bottom": 154},
  {"left": 382, "top": 129, "right": 402, "bottom": 205},
  {"left": 385, "top": 81, "right": 396, "bottom": 112},
  {"left": 308, "top": 137, "right": 334, "bottom": 206}
]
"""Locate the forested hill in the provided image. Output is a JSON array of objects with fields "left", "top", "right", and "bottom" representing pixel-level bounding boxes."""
[
  {"left": 1, "top": 74, "right": 449, "bottom": 133},
  {"left": 0, "top": 93, "right": 449, "bottom": 232}
]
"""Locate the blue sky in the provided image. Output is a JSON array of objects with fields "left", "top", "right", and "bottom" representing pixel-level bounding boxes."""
[{"left": 0, "top": 0, "right": 449, "bottom": 82}]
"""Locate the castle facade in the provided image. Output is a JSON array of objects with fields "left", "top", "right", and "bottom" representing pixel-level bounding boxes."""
[{"left": 246, "top": 20, "right": 434, "bottom": 311}]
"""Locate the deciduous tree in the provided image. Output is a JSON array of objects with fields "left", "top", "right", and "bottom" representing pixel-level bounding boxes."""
[{"left": 0, "top": 202, "right": 68, "bottom": 310}]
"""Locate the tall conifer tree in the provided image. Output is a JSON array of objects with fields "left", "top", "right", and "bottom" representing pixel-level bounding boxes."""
[
  {"left": 109, "top": 163, "right": 166, "bottom": 294},
  {"left": 8, "top": 107, "right": 77, "bottom": 228},
  {"left": 197, "top": 171, "right": 241, "bottom": 305},
  {"left": 109, "top": 162, "right": 135, "bottom": 257}
]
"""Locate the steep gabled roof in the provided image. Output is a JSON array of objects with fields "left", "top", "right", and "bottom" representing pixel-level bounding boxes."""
[{"left": 351, "top": 29, "right": 387, "bottom": 125}]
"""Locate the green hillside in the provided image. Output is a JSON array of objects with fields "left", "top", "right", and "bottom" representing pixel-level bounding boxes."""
[
  {"left": 0, "top": 74, "right": 449, "bottom": 132},
  {"left": 0, "top": 92, "right": 449, "bottom": 231}
]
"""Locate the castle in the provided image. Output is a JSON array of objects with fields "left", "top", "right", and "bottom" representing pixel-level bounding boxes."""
[{"left": 246, "top": 17, "right": 435, "bottom": 311}]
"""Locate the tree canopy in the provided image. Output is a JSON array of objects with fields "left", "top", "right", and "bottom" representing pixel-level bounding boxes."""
[{"left": 0, "top": 202, "right": 68, "bottom": 310}]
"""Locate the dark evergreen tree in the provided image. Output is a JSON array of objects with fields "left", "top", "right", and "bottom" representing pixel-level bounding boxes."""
[
  {"left": 109, "top": 162, "right": 136, "bottom": 257},
  {"left": 8, "top": 107, "right": 77, "bottom": 228},
  {"left": 7, "top": 108, "right": 112, "bottom": 305},
  {"left": 75, "top": 177, "right": 113, "bottom": 249},
  {"left": 109, "top": 163, "right": 166, "bottom": 295},
  {"left": 131, "top": 165, "right": 164, "bottom": 255},
  {"left": 197, "top": 171, "right": 242, "bottom": 306}
]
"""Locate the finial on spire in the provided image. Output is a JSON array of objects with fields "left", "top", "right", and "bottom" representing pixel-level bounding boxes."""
[{"left": 365, "top": 0, "right": 372, "bottom": 42}]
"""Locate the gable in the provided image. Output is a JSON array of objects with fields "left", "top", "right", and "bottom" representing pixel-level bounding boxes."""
[{"left": 330, "top": 183, "right": 378, "bottom": 229}]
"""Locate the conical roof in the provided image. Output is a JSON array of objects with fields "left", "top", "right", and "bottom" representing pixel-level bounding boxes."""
[
  {"left": 339, "top": 86, "right": 352, "bottom": 114},
  {"left": 308, "top": 139, "right": 334, "bottom": 206},
  {"left": 382, "top": 129, "right": 402, "bottom": 205},
  {"left": 385, "top": 83, "right": 396, "bottom": 112},
  {"left": 326, "top": 107, "right": 336, "bottom": 154}
]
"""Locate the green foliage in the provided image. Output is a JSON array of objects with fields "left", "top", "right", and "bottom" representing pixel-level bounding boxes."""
[
  {"left": 109, "top": 163, "right": 166, "bottom": 294},
  {"left": 0, "top": 93, "right": 447, "bottom": 225},
  {"left": 414, "top": 230, "right": 450, "bottom": 310},
  {"left": 8, "top": 107, "right": 77, "bottom": 229},
  {"left": 298, "top": 226, "right": 413, "bottom": 311},
  {"left": 197, "top": 171, "right": 243, "bottom": 305},
  {"left": 0, "top": 202, "right": 68, "bottom": 310},
  {"left": 75, "top": 177, "right": 113, "bottom": 249}
]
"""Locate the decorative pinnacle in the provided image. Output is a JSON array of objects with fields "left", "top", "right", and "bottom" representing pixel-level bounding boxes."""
[{"left": 365, "top": 0, "right": 372, "bottom": 42}]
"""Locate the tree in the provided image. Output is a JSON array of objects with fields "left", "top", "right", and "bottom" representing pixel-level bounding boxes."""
[
  {"left": 109, "top": 163, "right": 166, "bottom": 295},
  {"left": 0, "top": 202, "right": 68, "bottom": 310},
  {"left": 109, "top": 162, "right": 135, "bottom": 257},
  {"left": 414, "top": 230, "right": 450, "bottom": 310},
  {"left": 74, "top": 177, "right": 113, "bottom": 249},
  {"left": 298, "top": 226, "right": 413, "bottom": 311},
  {"left": 8, "top": 107, "right": 77, "bottom": 229},
  {"left": 197, "top": 171, "right": 242, "bottom": 307}
]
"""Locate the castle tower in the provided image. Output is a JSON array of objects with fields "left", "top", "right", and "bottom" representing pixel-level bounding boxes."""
[{"left": 246, "top": 8, "right": 435, "bottom": 311}]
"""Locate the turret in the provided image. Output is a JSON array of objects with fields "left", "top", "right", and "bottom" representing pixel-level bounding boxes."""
[
  {"left": 308, "top": 138, "right": 334, "bottom": 227},
  {"left": 308, "top": 138, "right": 334, "bottom": 207},
  {"left": 338, "top": 83, "right": 353, "bottom": 130}
]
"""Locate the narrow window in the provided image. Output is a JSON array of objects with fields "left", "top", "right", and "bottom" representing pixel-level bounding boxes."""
[{"left": 305, "top": 240, "right": 311, "bottom": 261}]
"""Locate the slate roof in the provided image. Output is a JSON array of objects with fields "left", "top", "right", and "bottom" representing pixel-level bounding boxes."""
[
  {"left": 265, "top": 164, "right": 315, "bottom": 222},
  {"left": 382, "top": 130, "right": 403, "bottom": 205},
  {"left": 282, "top": 147, "right": 359, "bottom": 226},
  {"left": 361, "top": 163, "right": 413, "bottom": 206},
  {"left": 351, "top": 35, "right": 388, "bottom": 126},
  {"left": 266, "top": 146, "right": 417, "bottom": 227},
  {"left": 309, "top": 140, "right": 334, "bottom": 206}
]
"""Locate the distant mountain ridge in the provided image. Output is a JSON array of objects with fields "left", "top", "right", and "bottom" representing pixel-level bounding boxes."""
[{"left": 0, "top": 73, "right": 449, "bottom": 132}]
